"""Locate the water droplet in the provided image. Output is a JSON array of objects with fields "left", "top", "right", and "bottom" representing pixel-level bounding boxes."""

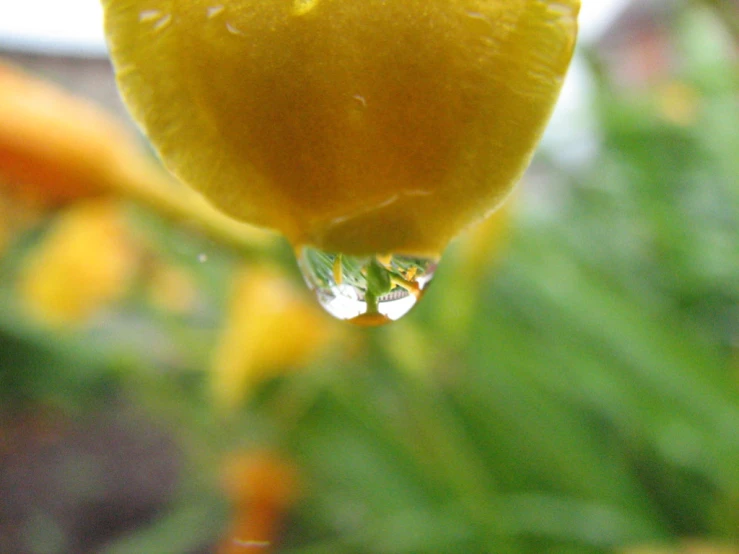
[
  {"left": 198, "top": 253, "right": 208, "bottom": 263},
  {"left": 138, "top": 9, "right": 172, "bottom": 31},
  {"left": 293, "top": 0, "right": 320, "bottom": 16},
  {"left": 298, "top": 247, "right": 437, "bottom": 326},
  {"left": 139, "top": 9, "right": 162, "bottom": 22},
  {"left": 465, "top": 11, "right": 493, "bottom": 35},
  {"left": 226, "top": 22, "right": 245, "bottom": 35},
  {"left": 206, "top": 5, "right": 225, "bottom": 18},
  {"left": 152, "top": 13, "right": 172, "bottom": 31}
]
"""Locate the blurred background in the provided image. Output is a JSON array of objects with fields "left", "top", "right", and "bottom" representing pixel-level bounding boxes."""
[{"left": 1, "top": 0, "right": 737, "bottom": 553}]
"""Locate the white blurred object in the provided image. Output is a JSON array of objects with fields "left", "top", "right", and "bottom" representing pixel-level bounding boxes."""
[
  {"left": 1, "top": 0, "right": 632, "bottom": 56},
  {"left": 578, "top": 0, "right": 632, "bottom": 45},
  {"left": 539, "top": 0, "right": 636, "bottom": 168},
  {"left": 541, "top": 53, "right": 600, "bottom": 169},
  {"left": 0, "top": 0, "right": 106, "bottom": 56}
]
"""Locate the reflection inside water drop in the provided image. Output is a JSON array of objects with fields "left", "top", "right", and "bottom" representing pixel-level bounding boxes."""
[{"left": 298, "top": 247, "right": 437, "bottom": 326}]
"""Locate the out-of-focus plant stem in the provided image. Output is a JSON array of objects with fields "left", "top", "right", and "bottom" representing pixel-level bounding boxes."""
[
  {"left": 113, "top": 160, "right": 277, "bottom": 258},
  {"left": 367, "top": 333, "right": 518, "bottom": 553}
]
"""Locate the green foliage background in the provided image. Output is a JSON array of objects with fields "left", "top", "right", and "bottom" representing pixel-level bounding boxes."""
[{"left": 1, "top": 3, "right": 737, "bottom": 553}]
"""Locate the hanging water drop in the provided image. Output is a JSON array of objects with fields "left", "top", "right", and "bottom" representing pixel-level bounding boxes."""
[{"left": 297, "top": 246, "right": 437, "bottom": 326}]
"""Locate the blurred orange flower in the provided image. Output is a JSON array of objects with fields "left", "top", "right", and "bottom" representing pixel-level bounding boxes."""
[
  {"left": 435, "top": 198, "right": 513, "bottom": 336},
  {"left": 219, "top": 450, "right": 299, "bottom": 554},
  {"left": 0, "top": 61, "right": 151, "bottom": 206},
  {"left": 0, "top": 60, "right": 275, "bottom": 253}
]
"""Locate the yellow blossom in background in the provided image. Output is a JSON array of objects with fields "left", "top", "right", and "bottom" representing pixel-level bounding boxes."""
[
  {"left": 211, "top": 265, "right": 340, "bottom": 408},
  {"left": 436, "top": 198, "right": 513, "bottom": 336},
  {"left": 453, "top": 195, "right": 513, "bottom": 281},
  {"left": 657, "top": 81, "right": 700, "bottom": 127},
  {"left": 17, "top": 199, "right": 138, "bottom": 327}
]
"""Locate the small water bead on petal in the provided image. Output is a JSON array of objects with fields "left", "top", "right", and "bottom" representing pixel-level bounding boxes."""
[
  {"left": 138, "top": 9, "right": 163, "bottom": 22},
  {"left": 138, "top": 9, "right": 172, "bottom": 31},
  {"left": 206, "top": 5, "right": 225, "bottom": 18},
  {"left": 293, "top": 0, "right": 321, "bottom": 16},
  {"left": 152, "top": 13, "right": 172, "bottom": 31},
  {"left": 225, "top": 22, "right": 246, "bottom": 35},
  {"left": 297, "top": 247, "right": 437, "bottom": 325}
]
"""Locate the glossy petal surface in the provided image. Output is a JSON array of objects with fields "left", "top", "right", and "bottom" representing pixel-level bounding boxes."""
[{"left": 104, "top": 0, "right": 578, "bottom": 255}]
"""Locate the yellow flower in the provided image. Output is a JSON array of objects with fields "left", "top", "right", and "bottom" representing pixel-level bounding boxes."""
[
  {"left": 657, "top": 81, "right": 700, "bottom": 127},
  {"left": 17, "top": 199, "right": 138, "bottom": 326},
  {"left": 211, "top": 265, "right": 339, "bottom": 408},
  {"left": 103, "top": 0, "right": 579, "bottom": 257}
]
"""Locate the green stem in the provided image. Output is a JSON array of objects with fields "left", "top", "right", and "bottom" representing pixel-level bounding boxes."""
[
  {"left": 364, "top": 257, "right": 393, "bottom": 314},
  {"left": 364, "top": 291, "right": 380, "bottom": 315},
  {"left": 369, "top": 336, "right": 519, "bottom": 552}
]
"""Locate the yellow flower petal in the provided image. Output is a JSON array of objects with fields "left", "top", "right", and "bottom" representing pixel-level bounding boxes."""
[
  {"left": 103, "top": 0, "right": 579, "bottom": 256},
  {"left": 17, "top": 199, "right": 138, "bottom": 326},
  {"left": 211, "top": 265, "right": 338, "bottom": 408}
]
